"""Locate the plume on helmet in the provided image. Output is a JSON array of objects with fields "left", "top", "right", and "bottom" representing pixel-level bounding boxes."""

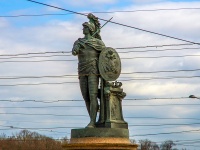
[{"left": 87, "top": 13, "right": 102, "bottom": 40}]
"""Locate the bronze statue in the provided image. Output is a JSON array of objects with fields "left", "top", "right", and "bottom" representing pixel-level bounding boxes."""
[
  {"left": 72, "top": 14, "right": 105, "bottom": 128},
  {"left": 72, "top": 13, "right": 127, "bottom": 129}
]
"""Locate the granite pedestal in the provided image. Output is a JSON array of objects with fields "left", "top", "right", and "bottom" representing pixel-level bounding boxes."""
[{"left": 62, "top": 128, "right": 138, "bottom": 150}]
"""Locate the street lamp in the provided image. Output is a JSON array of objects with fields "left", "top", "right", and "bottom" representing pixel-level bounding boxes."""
[{"left": 189, "top": 95, "right": 200, "bottom": 99}]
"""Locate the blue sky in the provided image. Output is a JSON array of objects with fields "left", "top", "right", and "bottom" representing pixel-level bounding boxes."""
[{"left": 0, "top": 0, "right": 200, "bottom": 149}]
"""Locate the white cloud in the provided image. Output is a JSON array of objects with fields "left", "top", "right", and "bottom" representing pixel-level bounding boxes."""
[
  {"left": 1, "top": 1, "right": 200, "bottom": 149},
  {"left": 131, "top": 0, "right": 164, "bottom": 4},
  {"left": 0, "top": 18, "right": 9, "bottom": 28},
  {"left": 45, "top": 0, "right": 118, "bottom": 11}
]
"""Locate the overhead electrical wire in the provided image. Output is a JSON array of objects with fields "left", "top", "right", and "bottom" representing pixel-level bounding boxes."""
[
  {"left": 1, "top": 123, "right": 200, "bottom": 130},
  {"left": 0, "top": 81, "right": 78, "bottom": 86},
  {"left": 0, "top": 59, "right": 75, "bottom": 63},
  {"left": 131, "top": 128, "right": 200, "bottom": 137},
  {"left": 122, "top": 68, "right": 200, "bottom": 74},
  {"left": 0, "top": 75, "right": 79, "bottom": 79},
  {"left": 0, "top": 125, "right": 79, "bottom": 129},
  {"left": 176, "top": 144, "right": 200, "bottom": 148},
  {"left": 2, "top": 117, "right": 200, "bottom": 125},
  {"left": 0, "top": 54, "right": 71, "bottom": 60},
  {"left": 150, "top": 138, "right": 200, "bottom": 144},
  {"left": 0, "top": 97, "right": 190, "bottom": 103},
  {"left": 0, "top": 48, "right": 200, "bottom": 60},
  {"left": 1, "top": 54, "right": 200, "bottom": 63},
  {"left": 1, "top": 74, "right": 200, "bottom": 80},
  {"left": 26, "top": 0, "right": 200, "bottom": 45},
  {"left": 0, "top": 119, "right": 86, "bottom": 125},
  {"left": 0, "top": 68, "right": 200, "bottom": 80},
  {"left": 3, "top": 120, "right": 200, "bottom": 127},
  {"left": 0, "top": 43, "right": 195, "bottom": 57},
  {"left": 129, "top": 122, "right": 200, "bottom": 127},
  {"left": 122, "top": 54, "right": 200, "bottom": 59},
  {"left": 0, "top": 51, "right": 69, "bottom": 57},
  {"left": 118, "top": 47, "right": 200, "bottom": 53},
  {"left": 176, "top": 141, "right": 200, "bottom": 145},
  {"left": 3, "top": 112, "right": 200, "bottom": 123},
  {"left": 1, "top": 74, "right": 200, "bottom": 86},
  {"left": 0, "top": 126, "right": 68, "bottom": 134},
  {"left": 1, "top": 7, "right": 200, "bottom": 18},
  {"left": 120, "top": 75, "right": 200, "bottom": 81},
  {"left": 0, "top": 112, "right": 87, "bottom": 117},
  {"left": 0, "top": 99, "right": 82, "bottom": 102},
  {"left": 1, "top": 103, "right": 200, "bottom": 108},
  {"left": 115, "top": 43, "right": 194, "bottom": 49}
]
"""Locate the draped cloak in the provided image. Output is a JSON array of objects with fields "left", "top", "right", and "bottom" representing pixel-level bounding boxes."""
[{"left": 73, "top": 37, "right": 105, "bottom": 75}]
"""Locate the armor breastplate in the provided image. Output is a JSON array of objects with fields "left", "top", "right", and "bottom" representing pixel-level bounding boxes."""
[
  {"left": 78, "top": 44, "right": 100, "bottom": 75},
  {"left": 78, "top": 45, "right": 99, "bottom": 62}
]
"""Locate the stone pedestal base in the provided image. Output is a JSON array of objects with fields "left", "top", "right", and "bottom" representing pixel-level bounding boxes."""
[
  {"left": 63, "top": 137, "right": 137, "bottom": 150},
  {"left": 63, "top": 142, "right": 138, "bottom": 150},
  {"left": 71, "top": 128, "right": 129, "bottom": 138},
  {"left": 62, "top": 128, "right": 138, "bottom": 150}
]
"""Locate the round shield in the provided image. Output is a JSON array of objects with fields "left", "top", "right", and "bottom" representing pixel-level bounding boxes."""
[{"left": 99, "top": 47, "right": 121, "bottom": 81}]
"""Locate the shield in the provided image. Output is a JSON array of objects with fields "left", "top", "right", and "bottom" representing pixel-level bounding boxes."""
[{"left": 99, "top": 47, "right": 121, "bottom": 81}]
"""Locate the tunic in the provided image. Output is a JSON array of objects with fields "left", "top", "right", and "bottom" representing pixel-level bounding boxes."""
[{"left": 73, "top": 37, "right": 105, "bottom": 75}]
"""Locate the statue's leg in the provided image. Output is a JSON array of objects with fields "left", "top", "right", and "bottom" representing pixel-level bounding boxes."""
[
  {"left": 79, "top": 76, "right": 90, "bottom": 115},
  {"left": 86, "top": 74, "right": 99, "bottom": 128}
]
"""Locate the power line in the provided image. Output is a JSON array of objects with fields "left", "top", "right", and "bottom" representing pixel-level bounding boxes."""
[
  {"left": 0, "top": 59, "right": 76, "bottom": 63},
  {"left": 1, "top": 104, "right": 200, "bottom": 108},
  {"left": 131, "top": 128, "right": 200, "bottom": 137},
  {"left": 0, "top": 106, "right": 85, "bottom": 108},
  {"left": 122, "top": 54, "right": 200, "bottom": 59},
  {"left": 1, "top": 47, "right": 200, "bottom": 60},
  {"left": 0, "top": 13, "right": 72, "bottom": 17},
  {"left": 125, "top": 104, "right": 200, "bottom": 106},
  {"left": 3, "top": 121, "right": 200, "bottom": 128},
  {"left": 118, "top": 47, "right": 200, "bottom": 53},
  {"left": 115, "top": 43, "right": 194, "bottom": 49},
  {"left": 1, "top": 74, "right": 200, "bottom": 80},
  {"left": 176, "top": 141, "right": 200, "bottom": 145},
  {"left": 0, "top": 75, "right": 78, "bottom": 79},
  {"left": 0, "top": 43, "right": 194, "bottom": 57},
  {"left": 0, "top": 119, "right": 86, "bottom": 125},
  {"left": 2, "top": 112, "right": 200, "bottom": 122},
  {"left": 0, "top": 126, "right": 68, "bottom": 134},
  {"left": 0, "top": 54, "right": 71, "bottom": 60},
  {"left": 149, "top": 138, "right": 200, "bottom": 144},
  {"left": 0, "top": 81, "right": 78, "bottom": 86},
  {"left": 126, "top": 117, "right": 200, "bottom": 120},
  {"left": 125, "top": 97, "right": 189, "bottom": 101},
  {"left": 0, "top": 112, "right": 87, "bottom": 117},
  {"left": 0, "top": 97, "right": 189, "bottom": 102},
  {"left": 176, "top": 144, "right": 200, "bottom": 148},
  {"left": 122, "top": 68, "right": 200, "bottom": 74},
  {"left": 0, "top": 125, "right": 78, "bottom": 129},
  {"left": 129, "top": 123, "right": 200, "bottom": 127},
  {"left": 120, "top": 75, "right": 200, "bottom": 81},
  {"left": 0, "top": 68, "right": 200, "bottom": 80},
  {"left": 1, "top": 8, "right": 200, "bottom": 18},
  {"left": 1, "top": 74, "right": 200, "bottom": 86},
  {"left": 92, "top": 8, "right": 200, "bottom": 13},
  {"left": 1, "top": 54, "right": 200, "bottom": 63},
  {"left": 0, "top": 99, "right": 82, "bottom": 103},
  {"left": 0, "top": 51, "right": 68, "bottom": 57},
  {"left": 26, "top": 0, "right": 200, "bottom": 45},
  {"left": 175, "top": 139, "right": 200, "bottom": 143},
  {"left": 2, "top": 117, "right": 200, "bottom": 125}
]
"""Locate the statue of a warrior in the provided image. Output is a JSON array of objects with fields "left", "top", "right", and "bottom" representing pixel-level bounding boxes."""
[{"left": 72, "top": 14, "right": 105, "bottom": 128}]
